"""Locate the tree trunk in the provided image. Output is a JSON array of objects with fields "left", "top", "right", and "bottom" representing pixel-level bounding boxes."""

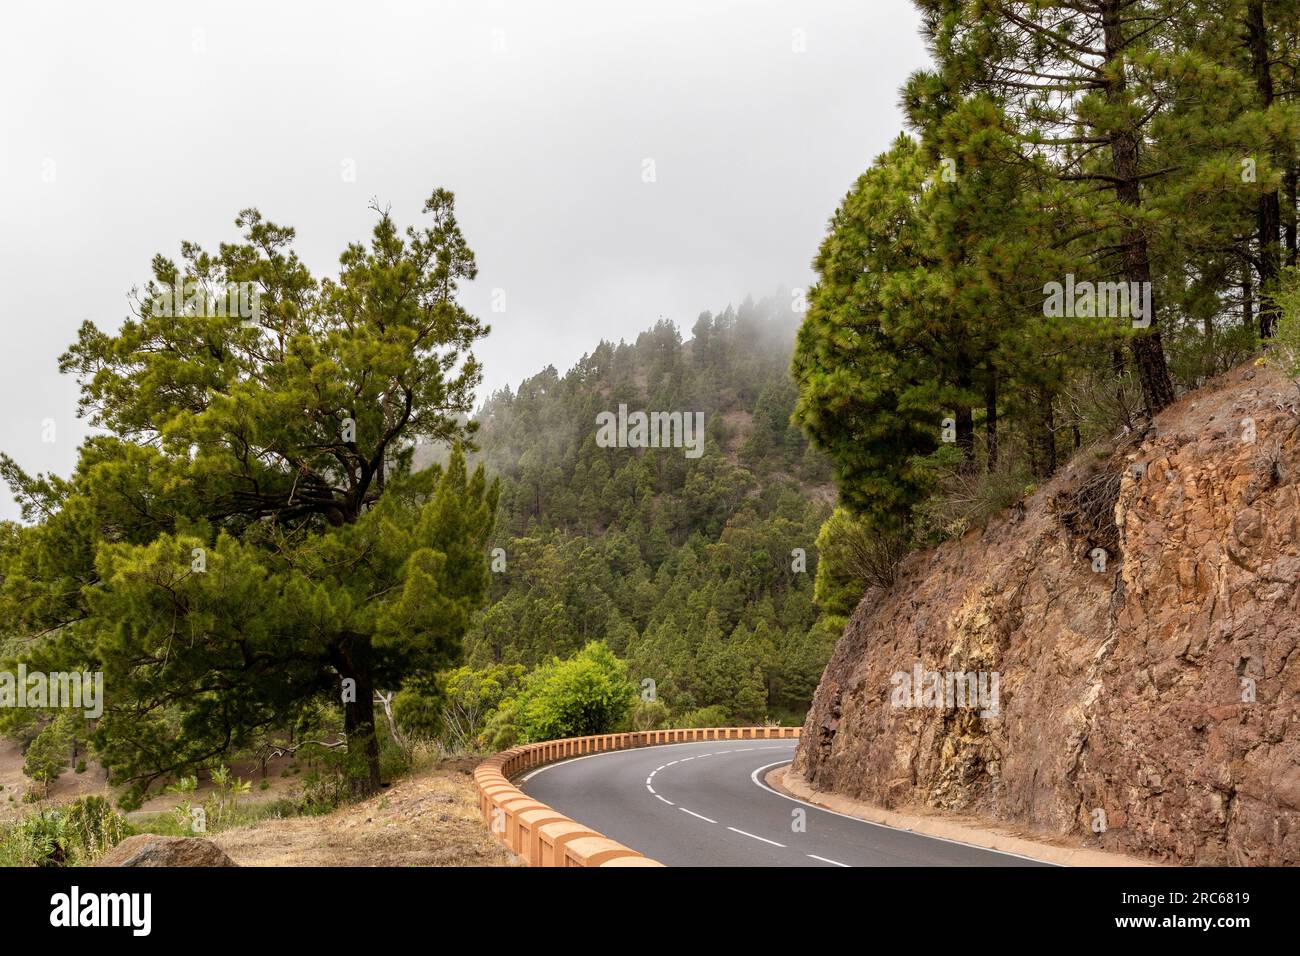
[
  {"left": 1243, "top": 267, "right": 1254, "bottom": 331},
  {"left": 984, "top": 372, "right": 998, "bottom": 473},
  {"left": 1285, "top": 162, "right": 1297, "bottom": 267},
  {"left": 1101, "top": 0, "right": 1175, "bottom": 418},
  {"left": 1245, "top": 0, "right": 1282, "bottom": 338},
  {"left": 1033, "top": 387, "right": 1057, "bottom": 479},
  {"left": 333, "top": 634, "right": 381, "bottom": 799},
  {"left": 955, "top": 404, "right": 976, "bottom": 473}
]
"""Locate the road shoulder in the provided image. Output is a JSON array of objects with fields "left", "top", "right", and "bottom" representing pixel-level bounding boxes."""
[{"left": 768, "top": 767, "right": 1159, "bottom": 868}]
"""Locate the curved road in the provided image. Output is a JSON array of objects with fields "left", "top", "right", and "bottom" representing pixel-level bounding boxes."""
[{"left": 521, "top": 738, "right": 1049, "bottom": 867}]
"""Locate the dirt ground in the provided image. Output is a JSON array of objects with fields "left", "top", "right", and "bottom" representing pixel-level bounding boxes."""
[
  {"left": 0, "top": 737, "right": 110, "bottom": 820},
  {"left": 2, "top": 737, "right": 514, "bottom": 867},
  {"left": 0, "top": 736, "right": 316, "bottom": 824},
  {"left": 211, "top": 758, "right": 516, "bottom": 867}
]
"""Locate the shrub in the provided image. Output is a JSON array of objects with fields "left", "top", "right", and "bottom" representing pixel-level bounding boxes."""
[
  {"left": 378, "top": 738, "right": 410, "bottom": 783},
  {"left": 0, "top": 796, "right": 128, "bottom": 867},
  {"left": 672, "top": 705, "right": 732, "bottom": 729},
  {"left": 437, "top": 663, "right": 524, "bottom": 751},
  {"left": 495, "top": 642, "right": 637, "bottom": 744},
  {"left": 62, "top": 795, "right": 128, "bottom": 861},
  {"left": 297, "top": 768, "right": 349, "bottom": 816},
  {"left": 392, "top": 676, "right": 446, "bottom": 741},
  {"left": 631, "top": 698, "right": 670, "bottom": 731},
  {"left": 813, "top": 507, "right": 910, "bottom": 619},
  {"left": 1274, "top": 268, "right": 1300, "bottom": 382},
  {"left": 22, "top": 716, "right": 74, "bottom": 796}
]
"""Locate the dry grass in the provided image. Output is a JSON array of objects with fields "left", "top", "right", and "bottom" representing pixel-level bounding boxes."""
[{"left": 209, "top": 757, "right": 517, "bottom": 867}]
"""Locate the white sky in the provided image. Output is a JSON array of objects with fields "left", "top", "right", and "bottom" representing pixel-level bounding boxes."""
[{"left": 0, "top": 0, "right": 928, "bottom": 521}]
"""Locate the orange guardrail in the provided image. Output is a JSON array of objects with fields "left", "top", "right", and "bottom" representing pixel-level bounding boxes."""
[{"left": 474, "top": 726, "right": 801, "bottom": 866}]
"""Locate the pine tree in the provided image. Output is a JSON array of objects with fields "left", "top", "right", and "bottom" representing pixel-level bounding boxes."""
[
  {"left": 907, "top": 0, "right": 1186, "bottom": 416},
  {"left": 1, "top": 191, "right": 496, "bottom": 801}
]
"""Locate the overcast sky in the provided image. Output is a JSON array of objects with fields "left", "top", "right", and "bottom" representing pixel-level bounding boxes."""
[{"left": 0, "top": 0, "right": 928, "bottom": 521}]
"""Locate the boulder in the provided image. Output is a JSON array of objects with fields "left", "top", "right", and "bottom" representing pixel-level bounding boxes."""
[{"left": 98, "top": 834, "right": 238, "bottom": 867}]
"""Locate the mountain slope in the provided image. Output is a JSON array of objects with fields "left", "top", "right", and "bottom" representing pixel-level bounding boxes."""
[
  {"left": 422, "top": 293, "right": 839, "bottom": 728},
  {"left": 792, "top": 361, "right": 1300, "bottom": 865}
]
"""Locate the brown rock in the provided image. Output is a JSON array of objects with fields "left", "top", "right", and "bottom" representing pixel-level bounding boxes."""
[
  {"left": 97, "top": 834, "right": 238, "bottom": 867},
  {"left": 793, "top": 364, "right": 1300, "bottom": 865}
]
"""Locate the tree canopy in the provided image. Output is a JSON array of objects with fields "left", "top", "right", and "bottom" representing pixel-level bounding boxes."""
[{"left": 0, "top": 191, "right": 497, "bottom": 802}]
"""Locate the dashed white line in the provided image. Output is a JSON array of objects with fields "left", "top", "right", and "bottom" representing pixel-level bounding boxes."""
[
  {"left": 747, "top": 759, "right": 1059, "bottom": 867},
  {"left": 654, "top": 794, "right": 675, "bottom": 806},
  {"left": 679, "top": 807, "right": 717, "bottom": 824},
  {"left": 727, "top": 826, "right": 786, "bottom": 848},
  {"left": 807, "top": 854, "right": 850, "bottom": 867}
]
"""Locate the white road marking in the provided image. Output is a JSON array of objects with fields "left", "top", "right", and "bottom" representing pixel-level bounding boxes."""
[
  {"left": 679, "top": 807, "right": 717, "bottom": 824},
  {"left": 807, "top": 854, "right": 850, "bottom": 867},
  {"left": 519, "top": 750, "right": 605, "bottom": 781},
  {"left": 747, "top": 759, "right": 1061, "bottom": 867},
  {"left": 727, "top": 826, "right": 786, "bottom": 848},
  {"left": 654, "top": 794, "right": 675, "bottom": 806},
  {"left": 520, "top": 737, "right": 785, "bottom": 781}
]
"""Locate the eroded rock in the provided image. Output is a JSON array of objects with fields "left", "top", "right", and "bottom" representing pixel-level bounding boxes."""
[{"left": 794, "top": 364, "right": 1300, "bottom": 865}]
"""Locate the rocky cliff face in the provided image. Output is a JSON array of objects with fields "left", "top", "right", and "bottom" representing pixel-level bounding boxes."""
[{"left": 793, "top": 364, "right": 1300, "bottom": 865}]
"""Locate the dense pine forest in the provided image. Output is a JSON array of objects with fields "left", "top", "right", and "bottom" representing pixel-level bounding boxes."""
[
  {"left": 792, "top": 0, "right": 1299, "bottom": 559},
  {"left": 413, "top": 295, "right": 842, "bottom": 742}
]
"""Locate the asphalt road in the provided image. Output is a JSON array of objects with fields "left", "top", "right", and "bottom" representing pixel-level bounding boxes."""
[{"left": 520, "top": 738, "right": 1050, "bottom": 867}]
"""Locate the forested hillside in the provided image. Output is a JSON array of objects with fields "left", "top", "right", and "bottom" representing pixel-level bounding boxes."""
[
  {"left": 792, "top": 0, "right": 1298, "bottom": 572},
  {"left": 786, "top": 0, "right": 1300, "bottom": 865},
  {"left": 424, "top": 294, "right": 840, "bottom": 735}
]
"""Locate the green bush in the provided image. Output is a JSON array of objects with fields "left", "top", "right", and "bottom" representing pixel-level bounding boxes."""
[
  {"left": 297, "top": 768, "right": 349, "bottom": 816},
  {"left": 672, "top": 705, "right": 732, "bottom": 728},
  {"left": 0, "top": 796, "right": 128, "bottom": 867},
  {"left": 631, "top": 698, "right": 670, "bottom": 731},
  {"left": 392, "top": 676, "right": 447, "bottom": 740},
  {"left": 437, "top": 663, "right": 524, "bottom": 751},
  {"left": 378, "top": 738, "right": 410, "bottom": 783},
  {"left": 22, "top": 716, "right": 74, "bottom": 796},
  {"left": 494, "top": 642, "right": 637, "bottom": 744},
  {"left": 813, "top": 507, "right": 911, "bottom": 623},
  {"left": 62, "top": 796, "right": 128, "bottom": 861},
  {"left": 1274, "top": 268, "right": 1300, "bottom": 380}
]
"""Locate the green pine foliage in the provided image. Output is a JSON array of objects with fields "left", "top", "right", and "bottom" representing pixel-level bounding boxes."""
[
  {"left": 0, "top": 191, "right": 497, "bottom": 803},
  {"left": 794, "top": 0, "right": 1299, "bottom": 554},
  {"left": 453, "top": 294, "right": 838, "bottom": 728}
]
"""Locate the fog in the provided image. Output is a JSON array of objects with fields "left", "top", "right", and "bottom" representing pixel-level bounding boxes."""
[{"left": 0, "top": 0, "right": 927, "bottom": 520}]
